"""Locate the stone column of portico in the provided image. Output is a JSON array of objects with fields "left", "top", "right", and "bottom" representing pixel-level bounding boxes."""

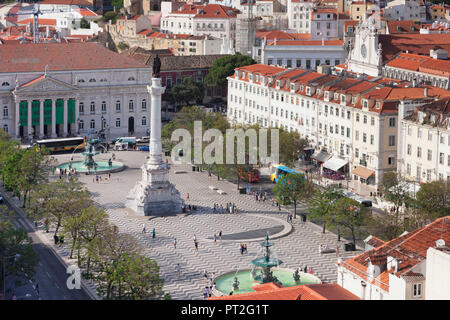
[
  {"left": 27, "top": 99, "right": 32, "bottom": 138},
  {"left": 148, "top": 78, "right": 165, "bottom": 165},
  {"left": 51, "top": 99, "right": 56, "bottom": 138},
  {"left": 75, "top": 97, "right": 79, "bottom": 134},
  {"left": 63, "top": 98, "right": 68, "bottom": 137},
  {"left": 15, "top": 100, "right": 20, "bottom": 138},
  {"left": 39, "top": 99, "right": 44, "bottom": 138}
]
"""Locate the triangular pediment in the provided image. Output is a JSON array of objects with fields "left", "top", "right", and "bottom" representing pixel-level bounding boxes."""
[{"left": 16, "top": 75, "right": 78, "bottom": 93}]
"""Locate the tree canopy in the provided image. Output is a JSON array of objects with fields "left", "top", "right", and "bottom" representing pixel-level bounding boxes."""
[{"left": 205, "top": 53, "right": 256, "bottom": 87}]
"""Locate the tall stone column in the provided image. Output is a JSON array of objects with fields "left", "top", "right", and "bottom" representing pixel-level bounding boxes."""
[
  {"left": 51, "top": 99, "right": 56, "bottom": 138},
  {"left": 15, "top": 100, "right": 20, "bottom": 138},
  {"left": 148, "top": 78, "right": 165, "bottom": 165},
  {"left": 63, "top": 98, "right": 68, "bottom": 137},
  {"left": 27, "top": 100, "right": 32, "bottom": 138},
  {"left": 39, "top": 100, "right": 44, "bottom": 138},
  {"left": 125, "top": 77, "right": 182, "bottom": 216},
  {"left": 75, "top": 97, "right": 79, "bottom": 134}
]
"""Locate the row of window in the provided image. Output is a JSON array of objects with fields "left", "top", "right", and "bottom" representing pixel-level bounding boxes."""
[
  {"left": 406, "top": 163, "right": 450, "bottom": 182},
  {"left": 78, "top": 117, "right": 148, "bottom": 129},
  {"left": 79, "top": 99, "right": 147, "bottom": 114},
  {"left": 407, "top": 144, "right": 450, "bottom": 165},
  {"left": 77, "top": 77, "right": 135, "bottom": 84},
  {"left": 407, "top": 125, "right": 450, "bottom": 145},
  {"left": 267, "top": 59, "right": 340, "bottom": 69}
]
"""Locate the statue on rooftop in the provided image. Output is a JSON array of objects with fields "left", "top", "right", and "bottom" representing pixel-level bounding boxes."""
[{"left": 153, "top": 54, "right": 161, "bottom": 78}]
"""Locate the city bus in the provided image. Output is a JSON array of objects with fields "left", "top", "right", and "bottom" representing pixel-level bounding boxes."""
[
  {"left": 36, "top": 137, "right": 85, "bottom": 153},
  {"left": 270, "top": 164, "right": 305, "bottom": 183}
]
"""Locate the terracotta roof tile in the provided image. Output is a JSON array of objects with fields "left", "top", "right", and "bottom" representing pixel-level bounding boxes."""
[{"left": 0, "top": 42, "right": 150, "bottom": 73}]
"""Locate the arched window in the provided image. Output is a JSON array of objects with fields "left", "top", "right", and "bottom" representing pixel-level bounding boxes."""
[
  {"left": 89, "top": 79, "right": 96, "bottom": 83},
  {"left": 128, "top": 77, "right": 135, "bottom": 81},
  {"left": 3, "top": 124, "right": 8, "bottom": 133},
  {"left": 115, "top": 118, "right": 121, "bottom": 127},
  {"left": 142, "top": 99, "right": 147, "bottom": 111},
  {"left": 129, "top": 100, "right": 134, "bottom": 112},
  {"left": 101, "top": 101, "right": 106, "bottom": 113},
  {"left": 78, "top": 79, "right": 85, "bottom": 83},
  {"left": 1, "top": 82, "right": 10, "bottom": 87},
  {"left": 116, "top": 100, "right": 121, "bottom": 112},
  {"left": 79, "top": 102, "right": 84, "bottom": 114},
  {"left": 79, "top": 120, "right": 84, "bottom": 129},
  {"left": 3, "top": 106, "right": 8, "bottom": 118},
  {"left": 90, "top": 101, "right": 95, "bottom": 114},
  {"left": 90, "top": 119, "right": 95, "bottom": 129},
  {"left": 142, "top": 116, "right": 147, "bottom": 126}
]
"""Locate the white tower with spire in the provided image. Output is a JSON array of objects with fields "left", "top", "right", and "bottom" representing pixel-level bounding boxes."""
[{"left": 126, "top": 78, "right": 183, "bottom": 216}]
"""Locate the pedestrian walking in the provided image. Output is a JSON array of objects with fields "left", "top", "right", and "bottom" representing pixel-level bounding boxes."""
[
  {"left": 34, "top": 283, "right": 39, "bottom": 296},
  {"left": 304, "top": 266, "right": 307, "bottom": 273},
  {"left": 152, "top": 228, "right": 156, "bottom": 238},
  {"left": 203, "top": 287, "right": 208, "bottom": 300},
  {"left": 173, "top": 238, "right": 177, "bottom": 249},
  {"left": 187, "top": 193, "right": 190, "bottom": 200},
  {"left": 287, "top": 214, "right": 290, "bottom": 223},
  {"left": 194, "top": 240, "right": 198, "bottom": 252},
  {"left": 208, "top": 286, "right": 212, "bottom": 298},
  {"left": 142, "top": 224, "right": 146, "bottom": 233},
  {"left": 214, "top": 233, "right": 217, "bottom": 244},
  {"left": 194, "top": 234, "right": 197, "bottom": 242},
  {"left": 309, "top": 267, "right": 313, "bottom": 274},
  {"left": 204, "top": 269, "right": 208, "bottom": 279},
  {"left": 219, "top": 230, "right": 222, "bottom": 241},
  {"left": 175, "top": 263, "right": 181, "bottom": 278}
]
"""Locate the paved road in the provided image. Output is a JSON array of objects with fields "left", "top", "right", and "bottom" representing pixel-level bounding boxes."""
[{"left": 2, "top": 189, "right": 91, "bottom": 300}]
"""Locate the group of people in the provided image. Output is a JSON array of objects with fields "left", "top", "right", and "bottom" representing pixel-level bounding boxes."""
[
  {"left": 181, "top": 204, "right": 197, "bottom": 213},
  {"left": 58, "top": 167, "right": 76, "bottom": 178},
  {"left": 141, "top": 224, "right": 156, "bottom": 238},
  {"left": 212, "top": 203, "right": 238, "bottom": 214},
  {"left": 93, "top": 172, "right": 112, "bottom": 183},
  {"left": 202, "top": 270, "right": 216, "bottom": 299},
  {"left": 239, "top": 243, "right": 248, "bottom": 255},
  {"left": 253, "top": 191, "right": 267, "bottom": 202},
  {"left": 286, "top": 214, "right": 294, "bottom": 224},
  {"left": 213, "top": 231, "right": 222, "bottom": 243}
]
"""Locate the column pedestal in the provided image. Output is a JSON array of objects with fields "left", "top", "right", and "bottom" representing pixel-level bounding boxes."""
[{"left": 126, "top": 78, "right": 183, "bottom": 216}]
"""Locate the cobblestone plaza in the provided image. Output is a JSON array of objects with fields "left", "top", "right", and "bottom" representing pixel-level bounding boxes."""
[{"left": 54, "top": 150, "right": 358, "bottom": 300}]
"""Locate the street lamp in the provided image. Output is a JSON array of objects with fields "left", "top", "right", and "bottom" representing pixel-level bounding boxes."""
[
  {"left": 77, "top": 118, "right": 81, "bottom": 135},
  {"left": 2, "top": 254, "right": 20, "bottom": 299}
]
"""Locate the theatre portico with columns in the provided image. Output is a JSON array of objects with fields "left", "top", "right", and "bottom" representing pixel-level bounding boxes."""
[{"left": 0, "top": 42, "right": 153, "bottom": 140}]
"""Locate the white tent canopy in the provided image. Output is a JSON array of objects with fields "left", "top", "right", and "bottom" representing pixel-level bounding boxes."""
[{"left": 323, "top": 156, "right": 348, "bottom": 172}]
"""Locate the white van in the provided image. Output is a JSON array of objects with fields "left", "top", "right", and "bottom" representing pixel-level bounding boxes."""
[{"left": 114, "top": 137, "right": 136, "bottom": 147}]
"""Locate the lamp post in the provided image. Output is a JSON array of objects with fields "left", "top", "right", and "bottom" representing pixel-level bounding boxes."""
[
  {"left": 77, "top": 118, "right": 81, "bottom": 135},
  {"left": 2, "top": 254, "right": 20, "bottom": 300}
]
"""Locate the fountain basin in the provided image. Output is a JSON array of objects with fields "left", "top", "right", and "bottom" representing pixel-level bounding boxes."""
[
  {"left": 214, "top": 268, "right": 321, "bottom": 295},
  {"left": 57, "top": 161, "right": 125, "bottom": 174}
]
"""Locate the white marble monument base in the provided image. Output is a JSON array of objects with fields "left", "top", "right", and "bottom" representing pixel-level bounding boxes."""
[{"left": 126, "top": 163, "right": 183, "bottom": 216}]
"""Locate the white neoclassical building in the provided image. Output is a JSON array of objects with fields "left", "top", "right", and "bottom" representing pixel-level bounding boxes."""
[{"left": 0, "top": 42, "right": 153, "bottom": 140}]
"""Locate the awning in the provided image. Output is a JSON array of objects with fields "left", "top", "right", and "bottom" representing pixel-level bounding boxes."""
[
  {"left": 323, "top": 156, "right": 348, "bottom": 172},
  {"left": 351, "top": 166, "right": 375, "bottom": 180},
  {"left": 311, "top": 150, "right": 331, "bottom": 163}
]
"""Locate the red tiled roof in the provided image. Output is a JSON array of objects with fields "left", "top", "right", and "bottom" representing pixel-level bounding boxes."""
[
  {"left": 17, "top": 18, "right": 57, "bottom": 26},
  {"left": 379, "top": 34, "right": 450, "bottom": 62},
  {"left": 208, "top": 283, "right": 359, "bottom": 300},
  {"left": 76, "top": 8, "right": 98, "bottom": 17},
  {"left": 267, "top": 39, "right": 344, "bottom": 46},
  {"left": 341, "top": 216, "right": 450, "bottom": 292},
  {"left": 256, "top": 30, "right": 310, "bottom": 41},
  {"left": 387, "top": 20, "right": 421, "bottom": 34},
  {"left": 0, "top": 43, "right": 150, "bottom": 73},
  {"left": 21, "top": 75, "right": 45, "bottom": 88},
  {"left": 39, "top": 0, "right": 92, "bottom": 5},
  {"left": 194, "top": 4, "right": 239, "bottom": 19}
]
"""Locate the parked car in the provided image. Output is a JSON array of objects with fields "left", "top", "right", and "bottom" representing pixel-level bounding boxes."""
[
  {"left": 139, "top": 146, "right": 150, "bottom": 151},
  {"left": 137, "top": 136, "right": 150, "bottom": 143}
]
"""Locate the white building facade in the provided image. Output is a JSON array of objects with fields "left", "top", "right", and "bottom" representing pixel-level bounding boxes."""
[{"left": 0, "top": 43, "right": 153, "bottom": 140}]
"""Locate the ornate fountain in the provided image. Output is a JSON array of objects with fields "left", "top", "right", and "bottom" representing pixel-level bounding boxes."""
[
  {"left": 250, "top": 233, "right": 283, "bottom": 285},
  {"left": 81, "top": 139, "right": 100, "bottom": 169}
]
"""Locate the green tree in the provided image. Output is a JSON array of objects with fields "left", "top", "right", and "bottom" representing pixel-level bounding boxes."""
[
  {"left": 279, "top": 129, "right": 309, "bottom": 166},
  {"left": 101, "top": 11, "right": 119, "bottom": 23},
  {"left": 90, "top": 231, "right": 164, "bottom": 300},
  {"left": 272, "top": 173, "right": 313, "bottom": 218},
  {"left": 15, "top": 146, "right": 55, "bottom": 207},
  {"left": 111, "top": 0, "right": 124, "bottom": 11},
  {"left": 334, "top": 197, "right": 368, "bottom": 247},
  {"left": 308, "top": 187, "right": 342, "bottom": 233},
  {"left": 415, "top": 180, "right": 450, "bottom": 224},
  {"left": 166, "top": 77, "right": 205, "bottom": 106},
  {"left": 80, "top": 18, "right": 90, "bottom": 29},
  {"left": 205, "top": 53, "right": 256, "bottom": 87},
  {"left": 27, "top": 178, "right": 92, "bottom": 239},
  {"left": 0, "top": 130, "right": 19, "bottom": 184},
  {"left": 0, "top": 208, "right": 37, "bottom": 294}
]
